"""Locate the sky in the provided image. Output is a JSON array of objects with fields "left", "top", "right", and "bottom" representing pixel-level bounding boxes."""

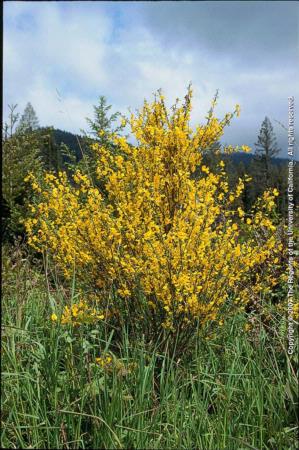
[{"left": 4, "top": 1, "right": 299, "bottom": 157}]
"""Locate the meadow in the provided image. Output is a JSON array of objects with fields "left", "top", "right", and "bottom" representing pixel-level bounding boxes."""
[
  {"left": 2, "top": 89, "right": 298, "bottom": 449},
  {"left": 2, "top": 245, "right": 298, "bottom": 449}
]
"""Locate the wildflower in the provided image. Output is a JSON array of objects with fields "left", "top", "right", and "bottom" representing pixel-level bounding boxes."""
[
  {"left": 201, "top": 165, "right": 210, "bottom": 174},
  {"left": 237, "top": 207, "right": 245, "bottom": 218},
  {"left": 25, "top": 88, "right": 283, "bottom": 334},
  {"left": 241, "top": 145, "right": 251, "bottom": 153},
  {"left": 96, "top": 354, "right": 113, "bottom": 368}
]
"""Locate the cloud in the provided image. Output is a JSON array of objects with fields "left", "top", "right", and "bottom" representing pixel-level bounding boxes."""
[
  {"left": 139, "top": 1, "right": 298, "bottom": 68},
  {"left": 4, "top": 1, "right": 299, "bottom": 156},
  {"left": 4, "top": 2, "right": 112, "bottom": 124}
]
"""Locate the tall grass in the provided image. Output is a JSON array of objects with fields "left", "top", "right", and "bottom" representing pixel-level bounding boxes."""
[{"left": 1, "top": 247, "right": 298, "bottom": 449}]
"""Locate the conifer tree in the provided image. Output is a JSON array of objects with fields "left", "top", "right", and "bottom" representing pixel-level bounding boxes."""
[
  {"left": 78, "top": 96, "right": 125, "bottom": 186},
  {"left": 17, "top": 102, "right": 40, "bottom": 132},
  {"left": 85, "top": 96, "right": 123, "bottom": 145},
  {"left": 254, "top": 117, "right": 280, "bottom": 187}
]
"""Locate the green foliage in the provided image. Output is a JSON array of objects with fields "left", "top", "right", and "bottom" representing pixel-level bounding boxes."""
[
  {"left": 37, "top": 127, "right": 65, "bottom": 173},
  {"left": 85, "top": 95, "right": 123, "bottom": 143},
  {"left": 2, "top": 106, "right": 44, "bottom": 239},
  {"left": 2, "top": 105, "right": 78, "bottom": 239},
  {"left": 77, "top": 96, "right": 126, "bottom": 186},
  {"left": 52, "top": 129, "right": 84, "bottom": 163}
]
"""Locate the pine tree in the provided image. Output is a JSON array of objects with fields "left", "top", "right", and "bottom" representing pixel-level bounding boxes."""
[
  {"left": 85, "top": 96, "right": 123, "bottom": 145},
  {"left": 77, "top": 96, "right": 125, "bottom": 186},
  {"left": 17, "top": 102, "right": 40, "bottom": 133},
  {"left": 254, "top": 117, "right": 280, "bottom": 187}
]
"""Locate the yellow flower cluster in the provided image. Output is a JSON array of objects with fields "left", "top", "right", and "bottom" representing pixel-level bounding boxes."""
[
  {"left": 95, "top": 353, "right": 137, "bottom": 376},
  {"left": 51, "top": 301, "right": 105, "bottom": 326},
  {"left": 96, "top": 354, "right": 112, "bottom": 368},
  {"left": 25, "top": 88, "right": 283, "bottom": 332}
]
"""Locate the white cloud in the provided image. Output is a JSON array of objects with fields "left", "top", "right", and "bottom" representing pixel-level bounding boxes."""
[
  {"left": 4, "top": 2, "right": 112, "bottom": 127},
  {"left": 4, "top": 1, "right": 298, "bottom": 156},
  {"left": 25, "top": 77, "right": 93, "bottom": 133}
]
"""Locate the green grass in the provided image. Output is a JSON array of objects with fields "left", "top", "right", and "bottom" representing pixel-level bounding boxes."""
[{"left": 1, "top": 250, "right": 298, "bottom": 449}]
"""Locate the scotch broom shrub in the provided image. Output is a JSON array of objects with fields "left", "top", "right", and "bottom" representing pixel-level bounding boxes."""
[{"left": 25, "top": 88, "right": 283, "bottom": 346}]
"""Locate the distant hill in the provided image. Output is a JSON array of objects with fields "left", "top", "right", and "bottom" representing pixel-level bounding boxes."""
[
  {"left": 52, "top": 129, "right": 86, "bottom": 161},
  {"left": 229, "top": 152, "right": 288, "bottom": 166},
  {"left": 51, "top": 128, "right": 289, "bottom": 167}
]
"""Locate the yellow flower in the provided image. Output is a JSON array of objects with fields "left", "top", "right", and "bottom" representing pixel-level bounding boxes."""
[
  {"left": 241, "top": 145, "right": 251, "bottom": 153},
  {"left": 237, "top": 207, "right": 245, "bottom": 218},
  {"left": 96, "top": 354, "right": 113, "bottom": 368},
  {"left": 25, "top": 87, "right": 283, "bottom": 335},
  {"left": 273, "top": 188, "right": 279, "bottom": 197},
  {"left": 51, "top": 313, "right": 58, "bottom": 322}
]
